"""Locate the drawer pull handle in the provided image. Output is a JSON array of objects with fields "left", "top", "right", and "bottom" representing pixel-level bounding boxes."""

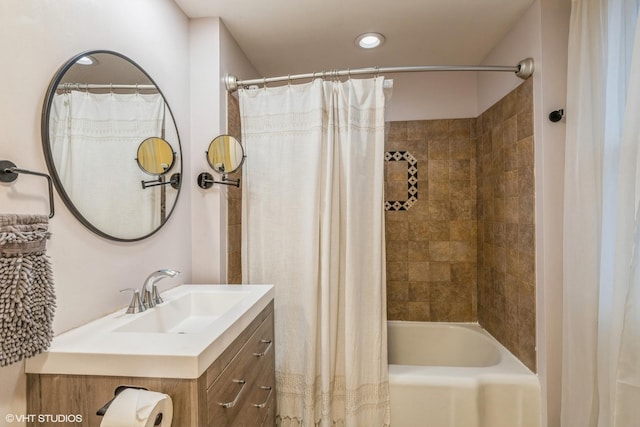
[
  {"left": 253, "top": 386, "right": 273, "bottom": 408},
  {"left": 218, "top": 379, "right": 246, "bottom": 408},
  {"left": 253, "top": 339, "right": 273, "bottom": 357}
]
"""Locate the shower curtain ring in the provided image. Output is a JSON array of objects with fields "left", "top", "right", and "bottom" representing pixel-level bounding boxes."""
[{"left": 287, "top": 74, "right": 291, "bottom": 86}]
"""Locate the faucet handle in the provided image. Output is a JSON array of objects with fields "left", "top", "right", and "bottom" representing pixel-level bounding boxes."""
[
  {"left": 151, "top": 284, "right": 164, "bottom": 305},
  {"left": 120, "top": 288, "right": 145, "bottom": 314}
]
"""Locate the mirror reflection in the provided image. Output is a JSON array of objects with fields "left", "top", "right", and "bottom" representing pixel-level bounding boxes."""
[
  {"left": 42, "top": 50, "right": 182, "bottom": 241},
  {"left": 136, "top": 137, "right": 175, "bottom": 175},
  {"left": 206, "top": 135, "right": 245, "bottom": 174}
]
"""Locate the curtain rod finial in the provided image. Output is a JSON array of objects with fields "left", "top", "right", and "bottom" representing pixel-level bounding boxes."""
[
  {"left": 225, "top": 74, "right": 239, "bottom": 92},
  {"left": 516, "top": 58, "right": 534, "bottom": 80}
]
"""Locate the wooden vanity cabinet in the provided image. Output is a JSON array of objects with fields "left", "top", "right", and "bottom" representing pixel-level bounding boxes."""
[{"left": 27, "top": 301, "right": 276, "bottom": 427}]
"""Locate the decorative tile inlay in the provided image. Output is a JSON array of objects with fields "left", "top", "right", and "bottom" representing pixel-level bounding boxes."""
[{"left": 384, "top": 151, "right": 418, "bottom": 211}]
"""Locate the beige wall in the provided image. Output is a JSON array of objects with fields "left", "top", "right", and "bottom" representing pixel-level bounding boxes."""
[{"left": 0, "top": 0, "right": 191, "bottom": 423}]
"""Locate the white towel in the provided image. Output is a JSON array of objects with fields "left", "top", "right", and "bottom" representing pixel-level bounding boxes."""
[{"left": 0, "top": 214, "right": 55, "bottom": 366}]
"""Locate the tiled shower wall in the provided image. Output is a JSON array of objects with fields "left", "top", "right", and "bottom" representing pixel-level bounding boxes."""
[
  {"left": 385, "top": 78, "right": 535, "bottom": 371},
  {"left": 227, "top": 94, "right": 242, "bottom": 284},
  {"left": 476, "top": 79, "right": 535, "bottom": 370},
  {"left": 228, "top": 80, "right": 536, "bottom": 370},
  {"left": 385, "top": 119, "right": 478, "bottom": 322}
]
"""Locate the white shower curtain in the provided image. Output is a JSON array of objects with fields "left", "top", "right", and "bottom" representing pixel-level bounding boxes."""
[
  {"left": 49, "top": 91, "right": 165, "bottom": 238},
  {"left": 240, "top": 78, "right": 390, "bottom": 426},
  {"left": 563, "top": 0, "right": 640, "bottom": 425}
]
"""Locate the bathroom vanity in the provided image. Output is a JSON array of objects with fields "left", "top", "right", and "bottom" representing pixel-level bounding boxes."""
[{"left": 25, "top": 285, "right": 275, "bottom": 426}]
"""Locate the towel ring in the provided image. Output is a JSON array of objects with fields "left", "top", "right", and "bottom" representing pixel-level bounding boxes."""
[{"left": 0, "top": 160, "right": 55, "bottom": 218}]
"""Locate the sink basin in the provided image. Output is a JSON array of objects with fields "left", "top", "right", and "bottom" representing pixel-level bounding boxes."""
[
  {"left": 115, "top": 290, "right": 250, "bottom": 334},
  {"left": 25, "top": 284, "right": 274, "bottom": 379}
]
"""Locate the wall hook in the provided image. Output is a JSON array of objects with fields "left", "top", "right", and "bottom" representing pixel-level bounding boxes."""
[{"left": 549, "top": 109, "right": 564, "bottom": 122}]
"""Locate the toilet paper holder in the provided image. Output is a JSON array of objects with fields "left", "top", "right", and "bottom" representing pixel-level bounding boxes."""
[
  {"left": 97, "top": 386, "right": 148, "bottom": 416},
  {"left": 97, "top": 385, "right": 163, "bottom": 426}
]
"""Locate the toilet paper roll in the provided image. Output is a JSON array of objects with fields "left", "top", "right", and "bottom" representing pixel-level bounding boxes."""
[{"left": 100, "top": 388, "right": 173, "bottom": 427}]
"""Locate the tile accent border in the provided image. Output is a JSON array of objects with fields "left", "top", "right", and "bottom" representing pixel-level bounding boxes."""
[{"left": 384, "top": 151, "right": 418, "bottom": 211}]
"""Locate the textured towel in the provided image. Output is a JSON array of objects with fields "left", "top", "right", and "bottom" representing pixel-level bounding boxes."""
[{"left": 0, "top": 214, "right": 55, "bottom": 366}]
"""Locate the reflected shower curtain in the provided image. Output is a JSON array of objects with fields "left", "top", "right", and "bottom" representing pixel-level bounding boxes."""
[
  {"left": 49, "top": 91, "right": 164, "bottom": 238},
  {"left": 240, "top": 78, "right": 390, "bottom": 426}
]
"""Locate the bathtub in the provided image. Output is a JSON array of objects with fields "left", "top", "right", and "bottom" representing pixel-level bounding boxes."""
[{"left": 388, "top": 321, "right": 541, "bottom": 427}]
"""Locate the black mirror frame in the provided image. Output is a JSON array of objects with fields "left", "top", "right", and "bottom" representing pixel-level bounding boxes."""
[{"left": 41, "top": 50, "right": 183, "bottom": 242}]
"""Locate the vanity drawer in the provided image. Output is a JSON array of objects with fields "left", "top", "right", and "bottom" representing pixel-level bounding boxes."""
[{"left": 206, "top": 311, "right": 275, "bottom": 426}]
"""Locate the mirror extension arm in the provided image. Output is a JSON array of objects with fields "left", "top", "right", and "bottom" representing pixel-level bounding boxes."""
[{"left": 197, "top": 172, "right": 240, "bottom": 189}]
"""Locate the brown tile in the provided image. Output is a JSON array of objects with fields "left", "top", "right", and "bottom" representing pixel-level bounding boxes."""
[
  {"left": 518, "top": 167, "right": 535, "bottom": 198},
  {"left": 450, "top": 137, "right": 475, "bottom": 160},
  {"left": 448, "top": 118, "right": 472, "bottom": 138},
  {"left": 506, "top": 223, "right": 519, "bottom": 247},
  {"left": 428, "top": 181, "right": 450, "bottom": 201},
  {"left": 450, "top": 159, "right": 471, "bottom": 181},
  {"left": 451, "top": 241, "right": 476, "bottom": 262},
  {"left": 428, "top": 159, "right": 449, "bottom": 182},
  {"left": 503, "top": 116, "right": 518, "bottom": 146},
  {"left": 518, "top": 280, "right": 536, "bottom": 311},
  {"left": 427, "top": 139, "right": 450, "bottom": 160},
  {"left": 450, "top": 199, "right": 475, "bottom": 220},
  {"left": 407, "top": 120, "right": 427, "bottom": 141},
  {"left": 386, "top": 180, "right": 409, "bottom": 201},
  {"left": 386, "top": 160, "right": 408, "bottom": 181},
  {"left": 405, "top": 140, "right": 429, "bottom": 161},
  {"left": 505, "top": 170, "right": 519, "bottom": 196},
  {"left": 406, "top": 301, "right": 431, "bottom": 321},
  {"left": 502, "top": 90, "right": 518, "bottom": 120},
  {"left": 491, "top": 123, "right": 504, "bottom": 152},
  {"left": 517, "top": 136, "right": 534, "bottom": 168},
  {"left": 451, "top": 262, "right": 476, "bottom": 283},
  {"left": 506, "top": 196, "right": 519, "bottom": 223},
  {"left": 426, "top": 220, "right": 450, "bottom": 240},
  {"left": 505, "top": 145, "right": 519, "bottom": 172},
  {"left": 450, "top": 220, "right": 473, "bottom": 241},
  {"left": 408, "top": 261, "right": 430, "bottom": 281},
  {"left": 386, "top": 240, "right": 408, "bottom": 261},
  {"left": 516, "top": 78, "right": 533, "bottom": 115},
  {"left": 519, "top": 251, "right": 536, "bottom": 284},
  {"left": 408, "top": 282, "right": 431, "bottom": 301},
  {"left": 506, "top": 248, "right": 519, "bottom": 277},
  {"left": 429, "top": 241, "right": 451, "bottom": 261},
  {"left": 228, "top": 224, "right": 241, "bottom": 253},
  {"left": 386, "top": 219, "right": 408, "bottom": 241},
  {"left": 517, "top": 112, "right": 534, "bottom": 140},
  {"left": 427, "top": 262, "right": 451, "bottom": 282},
  {"left": 450, "top": 180, "right": 472, "bottom": 200},
  {"left": 518, "top": 224, "right": 535, "bottom": 255},
  {"left": 387, "top": 301, "right": 408, "bottom": 321},
  {"left": 427, "top": 120, "right": 449, "bottom": 139},
  {"left": 387, "top": 121, "right": 407, "bottom": 142},
  {"left": 387, "top": 281, "right": 410, "bottom": 302},
  {"left": 408, "top": 241, "right": 430, "bottom": 261},
  {"left": 387, "top": 261, "right": 408, "bottom": 281},
  {"left": 228, "top": 198, "right": 242, "bottom": 225},
  {"left": 428, "top": 201, "right": 451, "bottom": 220},
  {"left": 408, "top": 221, "right": 430, "bottom": 241},
  {"left": 518, "top": 195, "right": 535, "bottom": 225}
]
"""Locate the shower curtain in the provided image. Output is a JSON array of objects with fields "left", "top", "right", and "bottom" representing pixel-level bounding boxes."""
[
  {"left": 49, "top": 91, "right": 164, "bottom": 238},
  {"left": 563, "top": 0, "right": 640, "bottom": 425},
  {"left": 240, "top": 77, "right": 390, "bottom": 426}
]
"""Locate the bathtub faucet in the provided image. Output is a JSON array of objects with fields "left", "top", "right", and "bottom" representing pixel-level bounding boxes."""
[{"left": 141, "top": 269, "right": 181, "bottom": 309}]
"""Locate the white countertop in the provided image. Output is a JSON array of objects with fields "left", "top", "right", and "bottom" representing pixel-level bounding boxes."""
[{"left": 25, "top": 284, "right": 274, "bottom": 379}]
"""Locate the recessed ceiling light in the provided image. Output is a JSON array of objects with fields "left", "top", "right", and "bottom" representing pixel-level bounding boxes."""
[
  {"left": 355, "top": 32, "right": 385, "bottom": 49},
  {"left": 76, "top": 55, "right": 97, "bottom": 65}
]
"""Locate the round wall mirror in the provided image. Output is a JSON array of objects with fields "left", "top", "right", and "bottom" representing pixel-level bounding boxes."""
[
  {"left": 136, "top": 137, "right": 175, "bottom": 175},
  {"left": 206, "top": 135, "right": 245, "bottom": 174},
  {"left": 41, "top": 50, "right": 182, "bottom": 241}
]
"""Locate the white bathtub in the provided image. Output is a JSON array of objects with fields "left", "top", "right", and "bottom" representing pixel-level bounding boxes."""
[{"left": 388, "top": 321, "right": 541, "bottom": 427}]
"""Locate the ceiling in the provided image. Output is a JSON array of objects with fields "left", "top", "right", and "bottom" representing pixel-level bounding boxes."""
[{"left": 173, "top": 0, "right": 535, "bottom": 79}]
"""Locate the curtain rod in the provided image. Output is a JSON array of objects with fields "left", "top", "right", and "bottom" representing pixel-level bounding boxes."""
[
  {"left": 224, "top": 57, "right": 534, "bottom": 92},
  {"left": 57, "top": 83, "right": 157, "bottom": 91}
]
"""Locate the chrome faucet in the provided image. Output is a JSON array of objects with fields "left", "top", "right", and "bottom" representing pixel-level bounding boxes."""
[{"left": 141, "top": 269, "right": 181, "bottom": 309}]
